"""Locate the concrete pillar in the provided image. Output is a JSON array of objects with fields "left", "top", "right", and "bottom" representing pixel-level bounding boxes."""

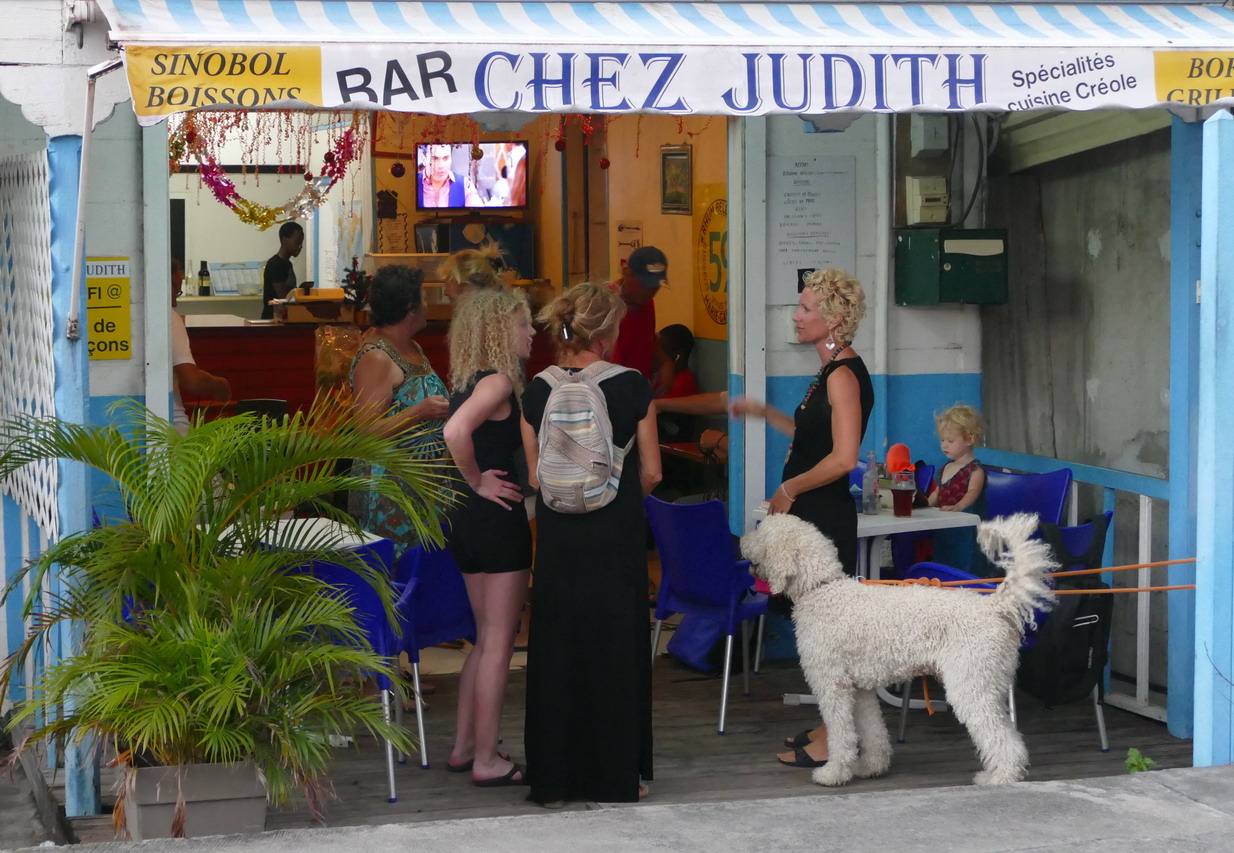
[{"left": 1193, "top": 110, "right": 1234, "bottom": 766}]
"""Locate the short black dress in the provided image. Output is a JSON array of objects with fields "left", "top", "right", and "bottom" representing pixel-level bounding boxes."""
[
  {"left": 521, "top": 367, "right": 654, "bottom": 804},
  {"left": 783, "top": 356, "right": 875, "bottom": 576},
  {"left": 446, "top": 371, "right": 533, "bottom": 575}
]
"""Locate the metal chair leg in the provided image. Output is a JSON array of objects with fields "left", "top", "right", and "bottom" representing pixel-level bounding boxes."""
[
  {"left": 380, "top": 689, "right": 398, "bottom": 802},
  {"left": 412, "top": 661, "right": 429, "bottom": 769},
  {"left": 1008, "top": 684, "right": 1018, "bottom": 727},
  {"left": 898, "top": 680, "right": 912, "bottom": 743},
  {"left": 741, "top": 620, "right": 752, "bottom": 697},
  {"left": 753, "top": 614, "right": 766, "bottom": 674},
  {"left": 651, "top": 619, "right": 664, "bottom": 667},
  {"left": 394, "top": 682, "right": 406, "bottom": 765},
  {"left": 718, "top": 634, "right": 734, "bottom": 735},
  {"left": 1093, "top": 686, "right": 1110, "bottom": 752}
]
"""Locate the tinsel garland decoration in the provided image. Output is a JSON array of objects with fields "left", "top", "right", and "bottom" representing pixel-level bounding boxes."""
[{"left": 169, "top": 111, "right": 366, "bottom": 231}]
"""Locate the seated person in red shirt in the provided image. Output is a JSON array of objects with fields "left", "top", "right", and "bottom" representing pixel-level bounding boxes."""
[
  {"left": 656, "top": 324, "right": 699, "bottom": 444},
  {"left": 611, "top": 246, "right": 673, "bottom": 396}
]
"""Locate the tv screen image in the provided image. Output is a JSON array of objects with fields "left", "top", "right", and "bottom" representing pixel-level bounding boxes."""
[{"left": 415, "top": 141, "right": 528, "bottom": 210}]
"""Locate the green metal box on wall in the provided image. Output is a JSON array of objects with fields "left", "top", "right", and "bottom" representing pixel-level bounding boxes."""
[{"left": 895, "top": 228, "right": 1008, "bottom": 305}]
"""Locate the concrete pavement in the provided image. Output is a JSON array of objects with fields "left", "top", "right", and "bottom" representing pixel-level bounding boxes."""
[{"left": 10, "top": 765, "right": 1234, "bottom": 852}]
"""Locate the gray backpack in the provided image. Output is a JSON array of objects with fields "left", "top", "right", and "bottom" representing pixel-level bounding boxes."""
[{"left": 535, "top": 362, "right": 636, "bottom": 514}]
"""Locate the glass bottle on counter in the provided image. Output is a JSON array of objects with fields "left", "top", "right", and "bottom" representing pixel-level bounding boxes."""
[{"left": 197, "top": 260, "right": 211, "bottom": 297}]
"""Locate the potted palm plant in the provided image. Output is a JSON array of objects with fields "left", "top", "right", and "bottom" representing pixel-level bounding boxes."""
[{"left": 0, "top": 397, "right": 455, "bottom": 839}]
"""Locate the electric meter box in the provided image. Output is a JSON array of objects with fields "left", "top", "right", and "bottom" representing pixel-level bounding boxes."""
[{"left": 895, "top": 228, "right": 1008, "bottom": 306}]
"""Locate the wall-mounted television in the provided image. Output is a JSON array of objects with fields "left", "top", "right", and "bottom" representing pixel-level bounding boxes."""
[{"left": 414, "top": 141, "right": 528, "bottom": 211}]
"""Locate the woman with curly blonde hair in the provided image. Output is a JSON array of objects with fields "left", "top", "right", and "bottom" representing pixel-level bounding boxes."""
[
  {"left": 441, "top": 287, "right": 535, "bottom": 786},
  {"left": 731, "top": 267, "right": 875, "bottom": 769},
  {"left": 520, "top": 282, "right": 661, "bottom": 807}
]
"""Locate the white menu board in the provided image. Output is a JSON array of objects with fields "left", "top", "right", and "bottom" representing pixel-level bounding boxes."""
[{"left": 766, "top": 155, "right": 856, "bottom": 305}]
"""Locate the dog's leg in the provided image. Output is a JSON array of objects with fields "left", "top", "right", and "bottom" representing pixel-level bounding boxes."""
[
  {"left": 946, "top": 673, "right": 1029, "bottom": 785},
  {"left": 853, "top": 688, "right": 892, "bottom": 779},
  {"left": 811, "top": 682, "right": 857, "bottom": 787}
]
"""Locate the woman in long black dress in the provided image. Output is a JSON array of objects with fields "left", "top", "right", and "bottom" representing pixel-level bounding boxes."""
[
  {"left": 732, "top": 268, "right": 874, "bottom": 769},
  {"left": 443, "top": 288, "right": 535, "bottom": 786},
  {"left": 520, "top": 282, "right": 662, "bottom": 807}
]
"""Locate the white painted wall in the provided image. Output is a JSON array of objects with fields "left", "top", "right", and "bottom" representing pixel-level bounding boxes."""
[
  {"left": 86, "top": 106, "right": 146, "bottom": 400},
  {"left": 762, "top": 114, "right": 980, "bottom": 381},
  {"left": 169, "top": 112, "right": 373, "bottom": 289}
]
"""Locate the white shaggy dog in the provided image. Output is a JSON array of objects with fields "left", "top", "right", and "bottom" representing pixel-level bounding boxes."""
[{"left": 741, "top": 512, "right": 1056, "bottom": 787}]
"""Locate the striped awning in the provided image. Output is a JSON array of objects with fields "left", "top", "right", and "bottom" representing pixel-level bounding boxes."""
[{"left": 94, "top": 1, "right": 1234, "bottom": 120}]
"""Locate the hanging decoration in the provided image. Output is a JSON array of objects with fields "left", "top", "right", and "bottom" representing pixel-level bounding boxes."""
[
  {"left": 390, "top": 161, "right": 406, "bottom": 178},
  {"left": 168, "top": 111, "right": 367, "bottom": 231}
]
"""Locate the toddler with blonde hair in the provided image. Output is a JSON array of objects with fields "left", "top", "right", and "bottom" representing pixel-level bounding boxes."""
[{"left": 928, "top": 404, "right": 986, "bottom": 512}]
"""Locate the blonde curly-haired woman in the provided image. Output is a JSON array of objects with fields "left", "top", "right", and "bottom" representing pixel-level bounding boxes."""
[
  {"left": 442, "top": 287, "right": 535, "bottom": 787},
  {"left": 732, "top": 268, "right": 874, "bottom": 770}
]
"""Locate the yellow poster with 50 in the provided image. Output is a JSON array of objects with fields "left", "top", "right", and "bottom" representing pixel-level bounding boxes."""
[
  {"left": 693, "top": 184, "right": 728, "bottom": 342},
  {"left": 125, "top": 45, "right": 323, "bottom": 119}
]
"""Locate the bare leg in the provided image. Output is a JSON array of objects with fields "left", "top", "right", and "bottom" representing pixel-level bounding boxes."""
[
  {"left": 464, "top": 570, "right": 531, "bottom": 782},
  {"left": 447, "top": 574, "right": 488, "bottom": 768}
]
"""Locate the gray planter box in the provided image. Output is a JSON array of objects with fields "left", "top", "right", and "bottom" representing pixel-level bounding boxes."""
[{"left": 126, "top": 763, "right": 267, "bottom": 841}]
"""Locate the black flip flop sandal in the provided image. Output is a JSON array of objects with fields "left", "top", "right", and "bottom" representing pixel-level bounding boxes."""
[
  {"left": 474, "top": 763, "right": 528, "bottom": 787},
  {"left": 777, "top": 745, "right": 828, "bottom": 768},
  {"left": 446, "top": 751, "right": 510, "bottom": 773},
  {"left": 783, "top": 728, "right": 814, "bottom": 749}
]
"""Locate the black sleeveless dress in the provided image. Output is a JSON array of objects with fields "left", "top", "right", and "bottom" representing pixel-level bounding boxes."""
[
  {"left": 445, "top": 371, "right": 533, "bottom": 575},
  {"left": 782, "top": 356, "right": 875, "bottom": 576}
]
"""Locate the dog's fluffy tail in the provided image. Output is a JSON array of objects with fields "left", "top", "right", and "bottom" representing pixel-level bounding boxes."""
[{"left": 978, "top": 513, "right": 1058, "bottom": 634}]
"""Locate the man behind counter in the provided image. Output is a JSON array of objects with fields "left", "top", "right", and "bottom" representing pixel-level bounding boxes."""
[{"left": 262, "top": 221, "right": 304, "bottom": 320}]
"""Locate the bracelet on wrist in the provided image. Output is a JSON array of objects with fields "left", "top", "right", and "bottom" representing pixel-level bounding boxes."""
[{"left": 779, "top": 483, "right": 796, "bottom": 503}]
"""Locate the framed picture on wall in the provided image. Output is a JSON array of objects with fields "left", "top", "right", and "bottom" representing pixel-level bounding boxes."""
[{"left": 660, "top": 145, "right": 692, "bottom": 215}]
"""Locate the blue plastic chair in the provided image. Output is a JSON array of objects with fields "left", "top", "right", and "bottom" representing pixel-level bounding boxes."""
[
  {"left": 645, "top": 496, "right": 769, "bottom": 735},
  {"left": 394, "top": 543, "right": 477, "bottom": 769},
  {"left": 299, "top": 537, "right": 410, "bottom": 802},
  {"left": 982, "top": 468, "right": 1072, "bottom": 525}
]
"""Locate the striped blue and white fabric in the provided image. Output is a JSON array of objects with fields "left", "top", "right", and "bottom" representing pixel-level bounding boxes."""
[{"left": 94, "top": 0, "right": 1234, "bottom": 118}]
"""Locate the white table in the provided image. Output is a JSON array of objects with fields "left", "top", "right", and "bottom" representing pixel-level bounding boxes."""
[{"left": 782, "top": 506, "right": 981, "bottom": 711}]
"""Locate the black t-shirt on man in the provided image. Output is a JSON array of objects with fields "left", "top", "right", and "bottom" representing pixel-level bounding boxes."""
[{"left": 262, "top": 254, "right": 296, "bottom": 320}]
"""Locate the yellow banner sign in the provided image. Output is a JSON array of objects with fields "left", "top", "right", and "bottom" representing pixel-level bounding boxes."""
[
  {"left": 1155, "top": 52, "right": 1234, "bottom": 107},
  {"left": 86, "top": 257, "right": 132, "bottom": 360},
  {"left": 125, "top": 45, "right": 322, "bottom": 119}
]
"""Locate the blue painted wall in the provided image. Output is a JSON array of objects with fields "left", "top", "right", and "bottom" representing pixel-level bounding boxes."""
[{"left": 758, "top": 371, "right": 981, "bottom": 497}]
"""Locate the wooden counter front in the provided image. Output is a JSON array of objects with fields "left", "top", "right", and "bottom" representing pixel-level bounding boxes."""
[
  {"left": 184, "top": 316, "right": 450, "bottom": 415},
  {"left": 183, "top": 312, "right": 554, "bottom": 416}
]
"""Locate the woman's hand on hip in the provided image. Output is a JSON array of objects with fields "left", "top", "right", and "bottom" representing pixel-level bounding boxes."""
[{"left": 476, "top": 469, "right": 523, "bottom": 510}]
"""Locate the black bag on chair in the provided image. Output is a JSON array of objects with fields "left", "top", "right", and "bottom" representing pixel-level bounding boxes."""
[
  {"left": 1017, "top": 582, "right": 1113, "bottom": 707},
  {"left": 1017, "top": 514, "right": 1113, "bottom": 708}
]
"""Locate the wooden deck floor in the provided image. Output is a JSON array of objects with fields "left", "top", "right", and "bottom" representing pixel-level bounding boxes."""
[{"left": 68, "top": 649, "right": 1192, "bottom": 842}]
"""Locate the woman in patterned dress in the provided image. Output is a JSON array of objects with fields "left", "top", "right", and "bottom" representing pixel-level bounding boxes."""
[{"left": 349, "top": 264, "right": 451, "bottom": 552}]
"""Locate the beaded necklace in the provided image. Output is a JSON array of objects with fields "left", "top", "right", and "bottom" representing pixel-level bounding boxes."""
[
  {"left": 786, "top": 344, "right": 850, "bottom": 464},
  {"left": 798, "top": 343, "right": 850, "bottom": 411}
]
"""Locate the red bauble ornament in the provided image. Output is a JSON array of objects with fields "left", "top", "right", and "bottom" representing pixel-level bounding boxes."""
[
  {"left": 323, "top": 151, "right": 335, "bottom": 163},
  {"left": 304, "top": 172, "right": 314, "bottom": 182},
  {"left": 471, "top": 146, "right": 483, "bottom": 160},
  {"left": 390, "top": 162, "right": 406, "bottom": 178},
  {"left": 185, "top": 131, "right": 196, "bottom": 144},
  {"left": 554, "top": 138, "right": 567, "bottom": 152},
  {"left": 599, "top": 158, "right": 611, "bottom": 170}
]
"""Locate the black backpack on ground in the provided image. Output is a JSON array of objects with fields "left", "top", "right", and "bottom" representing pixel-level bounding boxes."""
[{"left": 1016, "top": 515, "right": 1113, "bottom": 708}]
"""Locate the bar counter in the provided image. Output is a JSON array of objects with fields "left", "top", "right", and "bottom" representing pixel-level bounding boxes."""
[
  {"left": 184, "top": 315, "right": 450, "bottom": 414},
  {"left": 183, "top": 313, "right": 554, "bottom": 415}
]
